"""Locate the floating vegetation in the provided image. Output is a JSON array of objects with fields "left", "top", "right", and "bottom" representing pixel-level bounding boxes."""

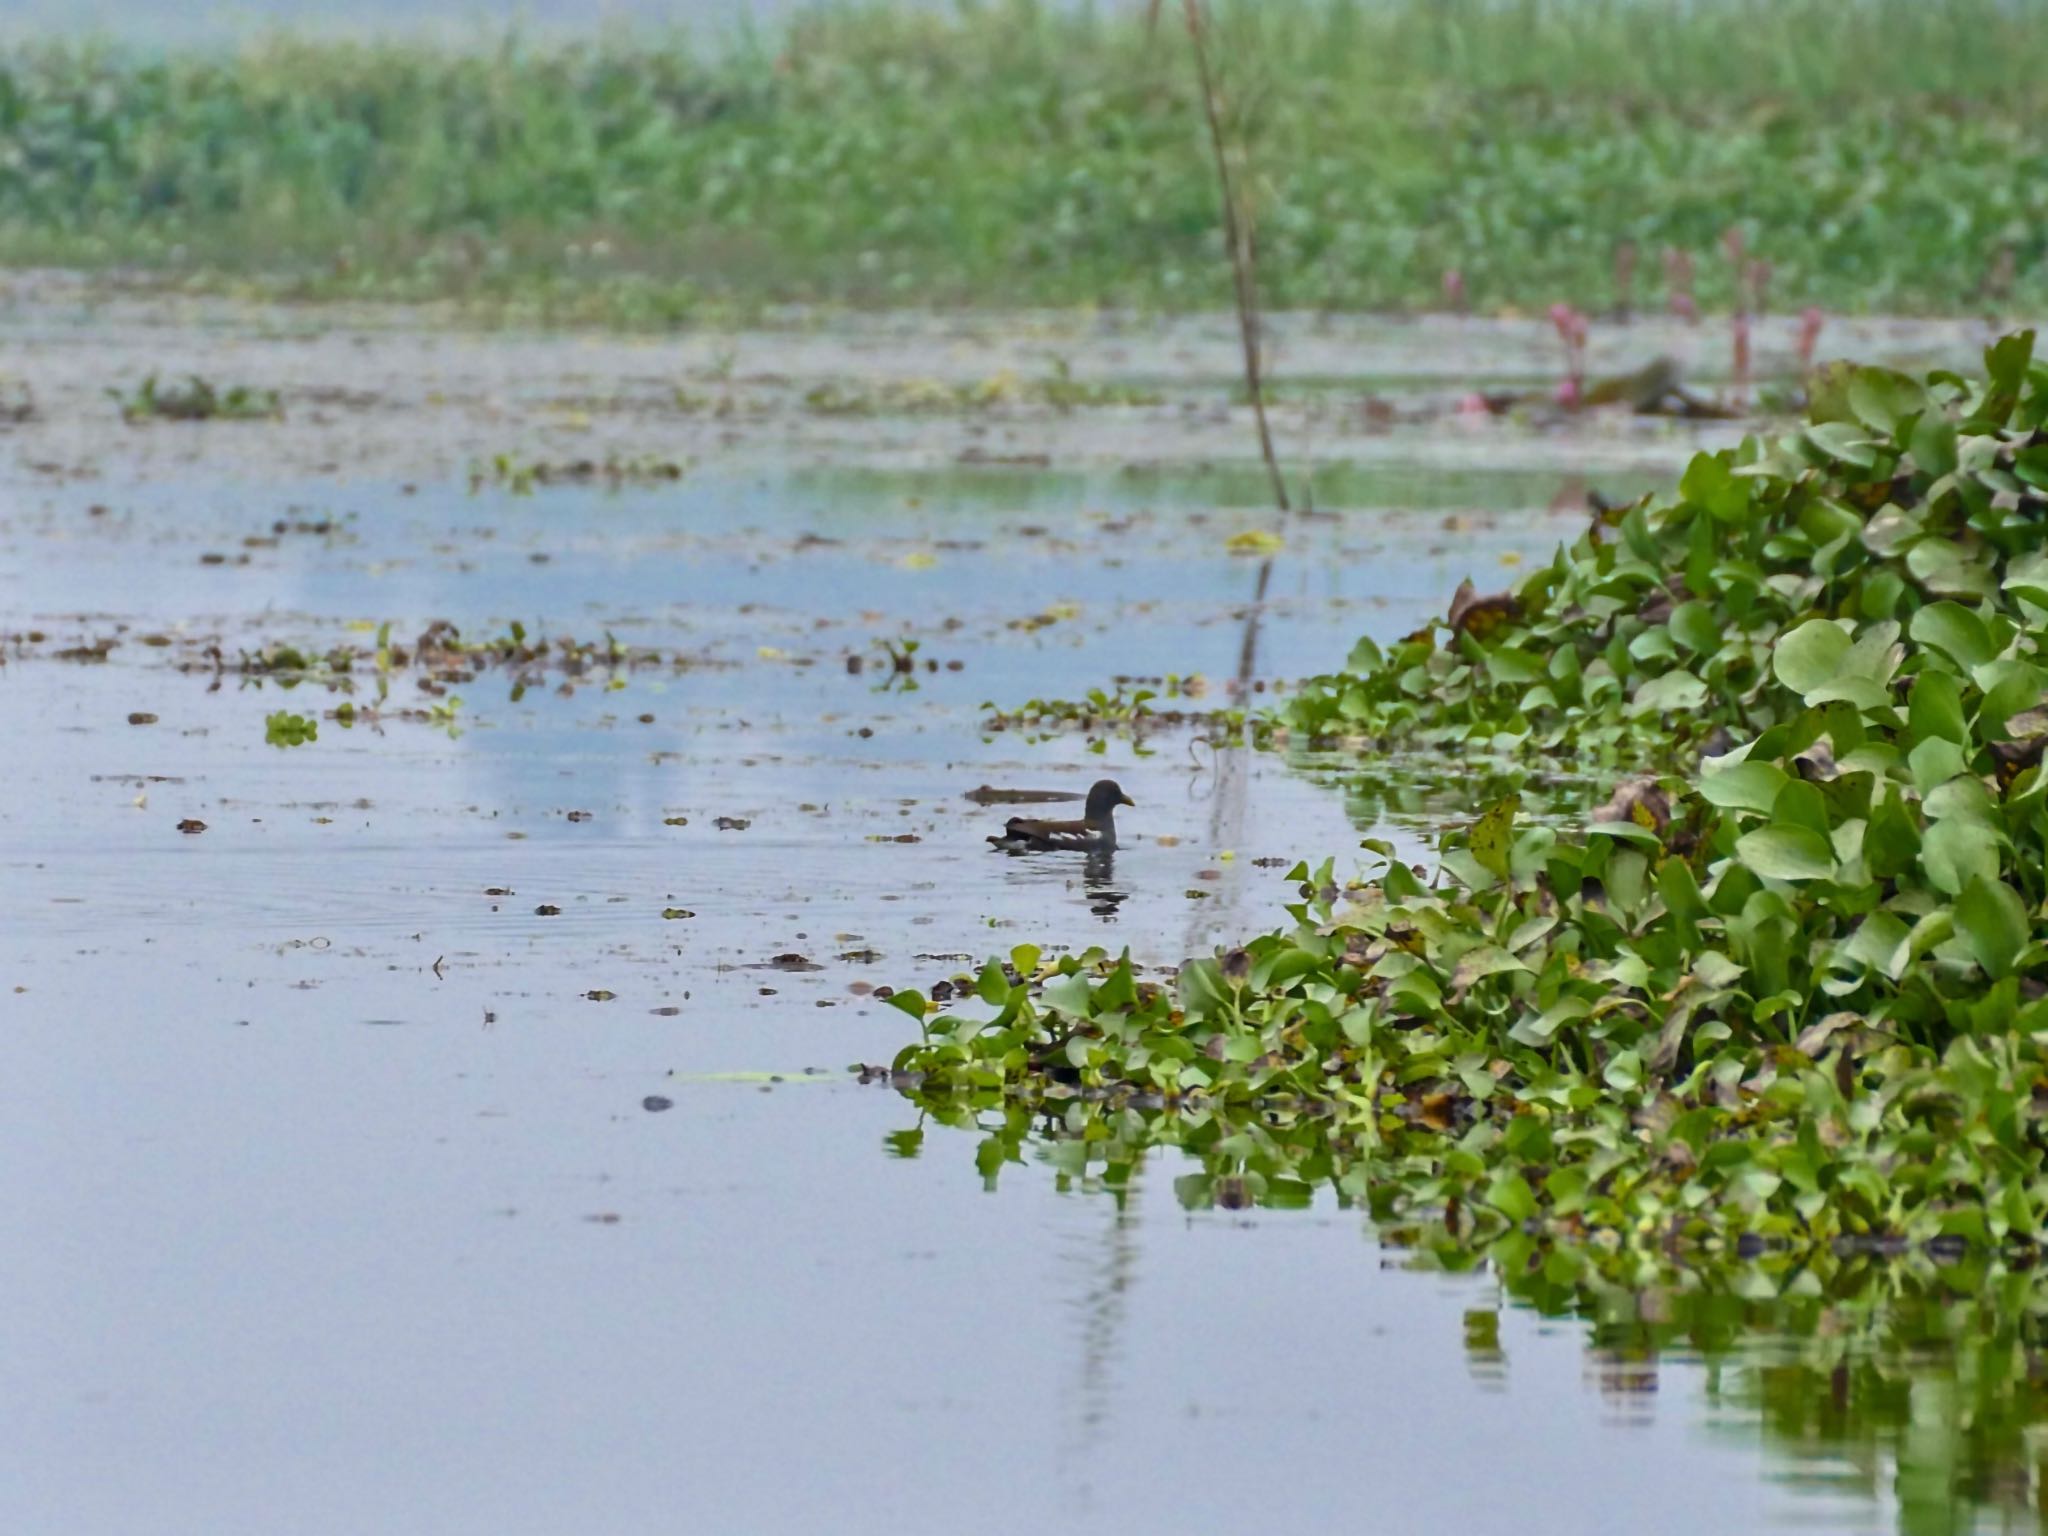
[
  {"left": 467, "top": 453, "right": 688, "bottom": 494},
  {"left": 986, "top": 678, "right": 1248, "bottom": 753},
  {"left": 423, "top": 694, "right": 464, "bottom": 738},
  {"left": 1225, "top": 528, "right": 1286, "bottom": 557},
  {"left": 985, "top": 682, "right": 1158, "bottom": 754},
  {"left": 1453, "top": 354, "right": 1749, "bottom": 423},
  {"left": 109, "top": 374, "right": 282, "bottom": 423},
  {"left": 238, "top": 641, "right": 357, "bottom": 677},
  {"left": 136, "top": 620, "right": 695, "bottom": 735},
  {"left": 802, "top": 364, "right": 1162, "bottom": 417},
  {"left": 204, "top": 621, "right": 675, "bottom": 689},
  {"left": 883, "top": 334, "right": 2048, "bottom": 1257},
  {"left": 670, "top": 386, "right": 749, "bottom": 417},
  {"left": 263, "top": 710, "right": 318, "bottom": 747},
  {"left": 1032, "top": 360, "right": 1166, "bottom": 411},
  {"left": 873, "top": 634, "right": 921, "bottom": 675}
]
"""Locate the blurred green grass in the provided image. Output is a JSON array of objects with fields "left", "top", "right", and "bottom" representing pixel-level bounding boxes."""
[{"left": 2, "top": 0, "right": 2044, "bottom": 322}]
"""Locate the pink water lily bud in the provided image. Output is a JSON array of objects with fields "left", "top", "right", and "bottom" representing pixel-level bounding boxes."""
[{"left": 1551, "top": 302, "right": 1589, "bottom": 347}]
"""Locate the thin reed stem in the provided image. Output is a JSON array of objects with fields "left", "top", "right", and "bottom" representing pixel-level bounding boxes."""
[
  {"left": 1178, "top": 0, "right": 1290, "bottom": 706},
  {"left": 1181, "top": 0, "right": 1290, "bottom": 520}
]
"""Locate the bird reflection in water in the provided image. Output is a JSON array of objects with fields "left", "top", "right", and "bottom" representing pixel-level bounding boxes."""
[{"left": 1082, "top": 851, "right": 1129, "bottom": 920}]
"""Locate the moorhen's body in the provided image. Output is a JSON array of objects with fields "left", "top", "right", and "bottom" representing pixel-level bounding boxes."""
[{"left": 986, "top": 779, "right": 1134, "bottom": 853}]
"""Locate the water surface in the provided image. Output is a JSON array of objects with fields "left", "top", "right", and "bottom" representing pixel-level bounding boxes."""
[{"left": 4, "top": 443, "right": 2033, "bottom": 1534}]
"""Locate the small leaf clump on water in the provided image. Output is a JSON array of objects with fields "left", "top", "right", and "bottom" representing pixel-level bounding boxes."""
[
  {"left": 110, "top": 374, "right": 282, "bottom": 423},
  {"left": 264, "top": 710, "right": 318, "bottom": 747},
  {"left": 886, "top": 332, "right": 2048, "bottom": 1255}
]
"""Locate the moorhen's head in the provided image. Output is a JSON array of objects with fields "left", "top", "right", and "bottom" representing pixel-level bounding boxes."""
[{"left": 1084, "top": 780, "right": 1136, "bottom": 823}]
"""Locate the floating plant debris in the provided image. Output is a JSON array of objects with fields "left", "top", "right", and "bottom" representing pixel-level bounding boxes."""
[{"left": 110, "top": 374, "right": 281, "bottom": 423}]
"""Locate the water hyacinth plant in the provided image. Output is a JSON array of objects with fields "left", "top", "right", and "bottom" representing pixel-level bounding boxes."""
[
  {"left": 883, "top": 332, "right": 2048, "bottom": 1254},
  {"left": 1278, "top": 332, "right": 2047, "bottom": 765}
]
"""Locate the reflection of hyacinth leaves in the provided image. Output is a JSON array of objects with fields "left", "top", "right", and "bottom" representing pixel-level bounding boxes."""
[
  {"left": 1283, "top": 333, "right": 2048, "bottom": 770},
  {"left": 885, "top": 1090, "right": 2048, "bottom": 1534},
  {"left": 888, "top": 334, "right": 2048, "bottom": 1252}
]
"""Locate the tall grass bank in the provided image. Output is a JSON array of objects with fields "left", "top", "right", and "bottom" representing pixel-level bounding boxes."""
[{"left": 1, "top": 0, "right": 2044, "bottom": 320}]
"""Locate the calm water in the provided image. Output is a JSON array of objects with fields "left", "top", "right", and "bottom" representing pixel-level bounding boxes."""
[{"left": 4, "top": 458, "right": 2039, "bottom": 1534}]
